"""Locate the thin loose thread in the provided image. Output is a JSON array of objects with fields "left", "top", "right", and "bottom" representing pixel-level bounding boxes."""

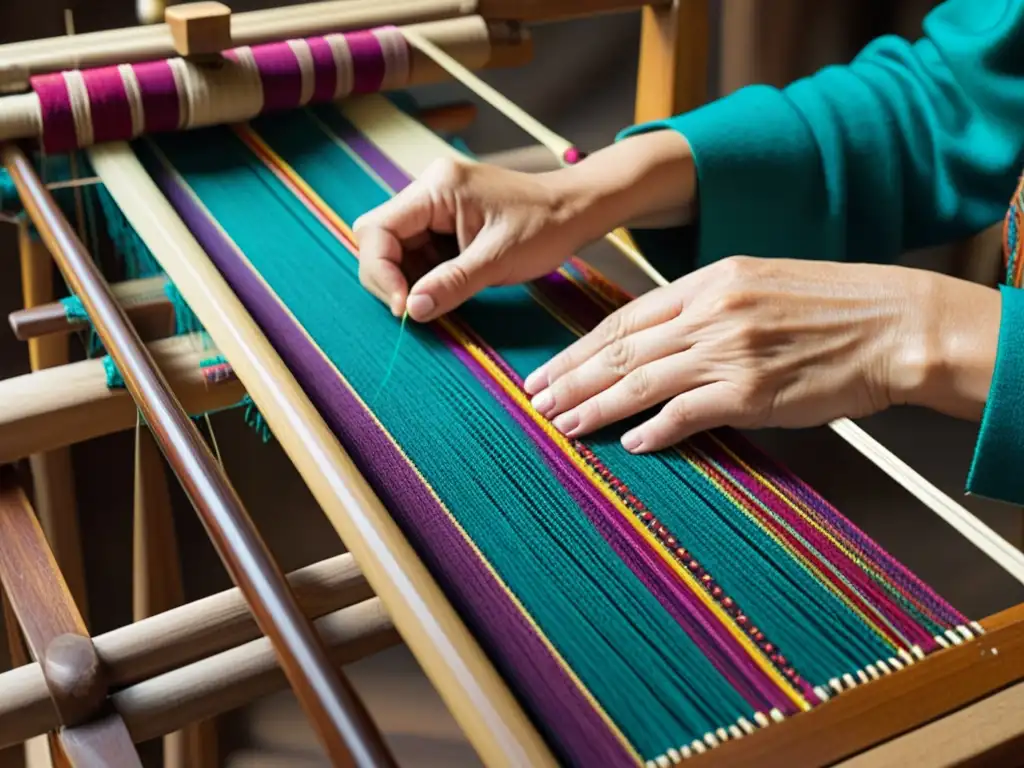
[{"left": 372, "top": 309, "right": 409, "bottom": 404}]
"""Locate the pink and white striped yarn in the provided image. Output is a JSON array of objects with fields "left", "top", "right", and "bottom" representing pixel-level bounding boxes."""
[{"left": 30, "top": 25, "right": 410, "bottom": 153}]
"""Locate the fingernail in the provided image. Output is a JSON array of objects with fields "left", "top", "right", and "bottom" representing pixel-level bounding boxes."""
[
  {"left": 389, "top": 293, "right": 402, "bottom": 317},
  {"left": 407, "top": 294, "right": 435, "bottom": 321},
  {"left": 553, "top": 411, "right": 579, "bottom": 436},
  {"left": 621, "top": 430, "right": 643, "bottom": 452},
  {"left": 524, "top": 368, "right": 548, "bottom": 395},
  {"left": 531, "top": 390, "right": 554, "bottom": 417}
]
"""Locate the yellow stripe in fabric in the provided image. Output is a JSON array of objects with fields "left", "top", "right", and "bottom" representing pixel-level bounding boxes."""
[
  {"left": 219, "top": 124, "right": 645, "bottom": 764},
  {"left": 704, "top": 433, "right": 930, "bottom": 642},
  {"left": 681, "top": 442, "right": 905, "bottom": 651},
  {"left": 248, "top": 112, "right": 811, "bottom": 713},
  {"left": 443, "top": 317, "right": 812, "bottom": 714}
]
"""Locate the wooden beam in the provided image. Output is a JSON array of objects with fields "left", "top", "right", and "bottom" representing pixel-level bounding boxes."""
[
  {"left": 0, "top": 334, "right": 244, "bottom": 464},
  {"left": 635, "top": 0, "right": 712, "bottom": 123},
  {"left": 0, "top": 551, "right": 374, "bottom": 749}
]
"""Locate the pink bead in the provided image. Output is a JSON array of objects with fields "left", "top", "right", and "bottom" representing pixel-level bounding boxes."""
[{"left": 563, "top": 147, "right": 583, "bottom": 165}]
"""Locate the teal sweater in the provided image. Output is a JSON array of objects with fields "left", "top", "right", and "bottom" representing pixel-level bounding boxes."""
[{"left": 620, "top": 0, "right": 1024, "bottom": 506}]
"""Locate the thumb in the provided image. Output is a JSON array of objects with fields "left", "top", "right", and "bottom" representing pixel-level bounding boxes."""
[
  {"left": 354, "top": 182, "right": 438, "bottom": 314},
  {"left": 406, "top": 228, "right": 506, "bottom": 322}
]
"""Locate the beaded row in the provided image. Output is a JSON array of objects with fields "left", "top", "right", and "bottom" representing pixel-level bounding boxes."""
[{"left": 570, "top": 438, "right": 805, "bottom": 691}]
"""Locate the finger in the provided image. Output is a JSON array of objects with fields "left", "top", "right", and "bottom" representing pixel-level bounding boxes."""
[
  {"left": 531, "top": 317, "right": 690, "bottom": 420},
  {"left": 406, "top": 229, "right": 506, "bottom": 322},
  {"left": 524, "top": 284, "right": 684, "bottom": 395},
  {"left": 548, "top": 351, "right": 699, "bottom": 438},
  {"left": 357, "top": 227, "right": 408, "bottom": 315},
  {"left": 620, "top": 381, "right": 739, "bottom": 453}
]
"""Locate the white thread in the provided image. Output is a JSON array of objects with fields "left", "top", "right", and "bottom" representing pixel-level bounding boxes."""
[
  {"left": 62, "top": 70, "right": 93, "bottom": 148},
  {"left": 117, "top": 64, "right": 145, "bottom": 137},
  {"left": 738, "top": 717, "right": 756, "bottom": 735},
  {"left": 667, "top": 748, "right": 682, "bottom": 764},
  {"left": 287, "top": 39, "right": 316, "bottom": 106},
  {"left": 375, "top": 26, "right": 411, "bottom": 91},
  {"left": 325, "top": 33, "right": 354, "bottom": 98},
  {"left": 166, "top": 58, "right": 190, "bottom": 129}
]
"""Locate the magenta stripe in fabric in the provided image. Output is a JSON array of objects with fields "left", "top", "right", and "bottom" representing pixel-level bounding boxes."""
[
  {"left": 30, "top": 73, "right": 77, "bottom": 152},
  {"left": 131, "top": 60, "right": 181, "bottom": 134},
  {"left": 344, "top": 30, "right": 386, "bottom": 94},
  {"left": 250, "top": 41, "right": 303, "bottom": 112},
  {"left": 437, "top": 320, "right": 798, "bottom": 715},
  {"left": 81, "top": 66, "right": 133, "bottom": 144},
  {"left": 306, "top": 37, "right": 339, "bottom": 103},
  {"left": 142, "top": 148, "right": 635, "bottom": 768}
]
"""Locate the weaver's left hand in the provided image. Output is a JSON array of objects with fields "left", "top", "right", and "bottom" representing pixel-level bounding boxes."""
[{"left": 524, "top": 256, "right": 1000, "bottom": 453}]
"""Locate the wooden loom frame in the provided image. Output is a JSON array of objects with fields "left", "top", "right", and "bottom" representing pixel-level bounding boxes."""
[{"left": 0, "top": 1, "right": 1022, "bottom": 766}]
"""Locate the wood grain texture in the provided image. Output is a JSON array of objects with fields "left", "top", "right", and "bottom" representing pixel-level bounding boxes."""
[
  {"left": 3, "top": 142, "right": 393, "bottom": 768},
  {"left": 689, "top": 609, "right": 1024, "bottom": 767},
  {"left": 0, "top": 469, "right": 142, "bottom": 766},
  {"left": 10, "top": 275, "right": 172, "bottom": 341},
  {"left": 0, "top": 333, "right": 245, "bottom": 464},
  {"left": 0, "top": 552, "right": 372, "bottom": 750},
  {"left": 17, "top": 224, "right": 89, "bottom": 628},
  {"left": 634, "top": 0, "right": 711, "bottom": 122},
  {"left": 132, "top": 421, "right": 218, "bottom": 768},
  {"left": 89, "top": 128, "right": 558, "bottom": 767}
]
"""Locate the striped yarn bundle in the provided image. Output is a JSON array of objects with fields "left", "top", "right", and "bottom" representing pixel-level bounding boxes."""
[
  {"left": 30, "top": 25, "right": 409, "bottom": 153},
  {"left": 42, "top": 95, "right": 979, "bottom": 766}
]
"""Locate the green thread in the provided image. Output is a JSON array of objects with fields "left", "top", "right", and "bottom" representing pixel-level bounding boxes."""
[{"left": 371, "top": 309, "right": 409, "bottom": 404}]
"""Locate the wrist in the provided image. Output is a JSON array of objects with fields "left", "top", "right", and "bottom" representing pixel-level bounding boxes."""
[
  {"left": 541, "top": 131, "right": 697, "bottom": 249},
  {"left": 896, "top": 272, "right": 1000, "bottom": 421}
]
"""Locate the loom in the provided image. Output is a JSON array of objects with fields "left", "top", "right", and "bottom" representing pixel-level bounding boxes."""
[{"left": 0, "top": 1, "right": 1022, "bottom": 766}]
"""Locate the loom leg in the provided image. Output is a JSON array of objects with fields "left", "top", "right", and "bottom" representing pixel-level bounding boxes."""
[
  {"left": 2, "top": 592, "right": 52, "bottom": 768},
  {"left": 18, "top": 225, "right": 89, "bottom": 627},
  {"left": 634, "top": 0, "right": 712, "bottom": 123},
  {"left": 132, "top": 421, "right": 220, "bottom": 768}
]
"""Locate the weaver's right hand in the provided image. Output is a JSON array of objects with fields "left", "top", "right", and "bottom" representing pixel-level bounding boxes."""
[
  {"left": 353, "top": 156, "right": 589, "bottom": 323},
  {"left": 354, "top": 130, "right": 696, "bottom": 323}
]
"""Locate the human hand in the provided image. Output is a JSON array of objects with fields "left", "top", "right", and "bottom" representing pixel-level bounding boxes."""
[
  {"left": 353, "top": 156, "right": 586, "bottom": 323},
  {"left": 524, "top": 256, "right": 1000, "bottom": 452},
  {"left": 354, "top": 131, "right": 696, "bottom": 323}
]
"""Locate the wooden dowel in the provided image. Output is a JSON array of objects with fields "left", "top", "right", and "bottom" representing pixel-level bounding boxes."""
[
  {"left": 0, "top": 0, "right": 657, "bottom": 91},
  {"left": 10, "top": 276, "right": 172, "bottom": 341},
  {"left": 17, "top": 223, "right": 90, "bottom": 627},
  {"left": 0, "top": 552, "right": 372, "bottom": 749},
  {"left": 0, "top": 17, "right": 529, "bottom": 148},
  {"left": 0, "top": 334, "right": 245, "bottom": 465},
  {"left": 2, "top": 143, "right": 394, "bottom": 768},
  {"left": 91, "top": 117, "right": 557, "bottom": 766},
  {"left": 0, "top": 598, "right": 397, "bottom": 749},
  {"left": 0, "top": 473, "right": 143, "bottom": 765},
  {"left": 0, "top": 0, "right": 474, "bottom": 91}
]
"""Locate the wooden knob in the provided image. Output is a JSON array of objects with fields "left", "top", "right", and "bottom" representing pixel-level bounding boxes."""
[
  {"left": 165, "top": 1, "right": 233, "bottom": 59},
  {"left": 42, "top": 633, "right": 108, "bottom": 726}
]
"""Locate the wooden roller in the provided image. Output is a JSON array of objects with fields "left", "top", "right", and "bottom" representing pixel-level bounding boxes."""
[
  {"left": 0, "top": 551, "right": 379, "bottom": 748},
  {"left": 0, "top": 0, "right": 662, "bottom": 92},
  {"left": 0, "top": 599, "right": 398, "bottom": 749},
  {"left": 0, "top": 17, "right": 528, "bottom": 148},
  {"left": 0, "top": 333, "right": 244, "bottom": 464}
]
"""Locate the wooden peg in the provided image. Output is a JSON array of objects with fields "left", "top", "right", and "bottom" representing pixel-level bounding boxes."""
[{"left": 165, "top": 2, "right": 232, "bottom": 59}]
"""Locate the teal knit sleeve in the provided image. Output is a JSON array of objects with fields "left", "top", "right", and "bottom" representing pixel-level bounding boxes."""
[
  {"left": 619, "top": 0, "right": 1024, "bottom": 269},
  {"left": 967, "top": 286, "right": 1024, "bottom": 505}
]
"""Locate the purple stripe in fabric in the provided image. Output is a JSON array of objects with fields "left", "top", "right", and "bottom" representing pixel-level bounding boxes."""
[
  {"left": 250, "top": 41, "right": 303, "bottom": 112},
  {"left": 690, "top": 434, "right": 935, "bottom": 649},
  {"left": 712, "top": 428, "right": 966, "bottom": 628},
  {"left": 320, "top": 118, "right": 804, "bottom": 707},
  {"left": 81, "top": 66, "right": 133, "bottom": 144},
  {"left": 344, "top": 29, "right": 386, "bottom": 94},
  {"left": 439, "top": 322, "right": 794, "bottom": 715},
  {"left": 132, "top": 60, "right": 181, "bottom": 134},
  {"left": 30, "top": 73, "right": 78, "bottom": 152},
  {"left": 306, "top": 37, "right": 339, "bottom": 103},
  {"left": 319, "top": 113, "right": 410, "bottom": 193},
  {"left": 144, "top": 154, "right": 634, "bottom": 767}
]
